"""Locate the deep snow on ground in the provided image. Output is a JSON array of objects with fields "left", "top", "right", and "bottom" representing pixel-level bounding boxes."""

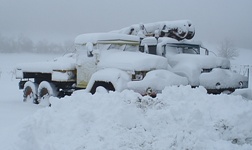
[
  {"left": 15, "top": 87, "right": 252, "bottom": 150},
  {"left": 0, "top": 53, "right": 59, "bottom": 150},
  {"left": 0, "top": 49, "right": 251, "bottom": 150}
]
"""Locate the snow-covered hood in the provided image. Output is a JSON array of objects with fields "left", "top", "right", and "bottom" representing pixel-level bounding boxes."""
[
  {"left": 167, "top": 54, "right": 230, "bottom": 86},
  {"left": 168, "top": 54, "right": 230, "bottom": 69},
  {"left": 127, "top": 69, "right": 188, "bottom": 94},
  {"left": 97, "top": 50, "right": 168, "bottom": 71}
]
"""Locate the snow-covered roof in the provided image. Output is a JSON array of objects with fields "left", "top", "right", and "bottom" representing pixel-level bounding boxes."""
[
  {"left": 141, "top": 37, "right": 158, "bottom": 46},
  {"left": 75, "top": 33, "right": 140, "bottom": 45}
]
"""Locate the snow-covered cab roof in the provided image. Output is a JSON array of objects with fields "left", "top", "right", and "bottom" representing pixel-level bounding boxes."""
[{"left": 74, "top": 33, "right": 140, "bottom": 45}]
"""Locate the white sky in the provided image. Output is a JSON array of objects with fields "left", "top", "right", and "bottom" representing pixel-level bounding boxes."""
[{"left": 0, "top": 0, "right": 252, "bottom": 49}]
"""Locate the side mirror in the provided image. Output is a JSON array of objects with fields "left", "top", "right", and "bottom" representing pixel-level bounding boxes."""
[
  {"left": 86, "top": 42, "right": 93, "bottom": 57},
  {"left": 205, "top": 49, "right": 209, "bottom": 55},
  {"left": 144, "top": 44, "right": 149, "bottom": 53}
]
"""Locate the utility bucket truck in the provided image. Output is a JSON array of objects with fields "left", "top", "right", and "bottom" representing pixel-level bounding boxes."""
[
  {"left": 110, "top": 20, "right": 249, "bottom": 94},
  {"left": 136, "top": 37, "right": 249, "bottom": 94},
  {"left": 111, "top": 20, "right": 249, "bottom": 94}
]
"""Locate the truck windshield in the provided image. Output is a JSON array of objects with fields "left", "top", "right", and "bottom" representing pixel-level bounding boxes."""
[
  {"left": 103, "top": 44, "right": 138, "bottom": 52},
  {"left": 181, "top": 47, "right": 200, "bottom": 54},
  {"left": 166, "top": 43, "right": 200, "bottom": 55}
]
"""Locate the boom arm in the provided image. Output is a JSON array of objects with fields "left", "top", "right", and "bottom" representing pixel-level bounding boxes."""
[{"left": 112, "top": 20, "right": 195, "bottom": 41}]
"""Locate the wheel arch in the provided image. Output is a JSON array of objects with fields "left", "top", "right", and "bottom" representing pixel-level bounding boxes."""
[
  {"left": 86, "top": 68, "right": 131, "bottom": 94},
  {"left": 90, "top": 81, "right": 115, "bottom": 94}
]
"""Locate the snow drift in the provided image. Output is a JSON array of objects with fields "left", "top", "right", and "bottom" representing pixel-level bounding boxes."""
[{"left": 14, "top": 86, "right": 252, "bottom": 150}]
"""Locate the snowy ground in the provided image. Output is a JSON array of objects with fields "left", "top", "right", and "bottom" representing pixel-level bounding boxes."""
[
  {"left": 0, "top": 53, "right": 59, "bottom": 150},
  {"left": 0, "top": 50, "right": 252, "bottom": 150}
]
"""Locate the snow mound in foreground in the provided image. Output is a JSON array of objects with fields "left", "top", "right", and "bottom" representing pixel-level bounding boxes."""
[{"left": 15, "top": 86, "right": 252, "bottom": 150}]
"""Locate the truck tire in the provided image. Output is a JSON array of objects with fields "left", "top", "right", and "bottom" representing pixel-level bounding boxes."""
[
  {"left": 23, "top": 81, "right": 38, "bottom": 104},
  {"left": 90, "top": 81, "right": 115, "bottom": 94},
  {"left": 38, "top": 81, "right": 58, "bottom": 106}
]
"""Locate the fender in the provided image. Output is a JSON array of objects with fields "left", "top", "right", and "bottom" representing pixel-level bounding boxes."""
[{"left": 86, "top": 68, "right": 131, "bottom": 93}]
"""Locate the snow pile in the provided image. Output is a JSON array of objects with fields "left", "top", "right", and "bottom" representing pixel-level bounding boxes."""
[{"left": 14, "top": 86, "right": 252, "bottom": 150}]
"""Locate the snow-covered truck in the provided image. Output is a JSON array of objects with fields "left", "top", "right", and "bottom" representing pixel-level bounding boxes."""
[
  {"left": 113, "top": 20, "right": 249, "bottom": 94},
  {"left": 16, "top": 33, "right": 187, "bottom": 104},
  {"left": 15, "top": 20, "right": 249, "bottom": 104},
  {"left": 135, "top": 37, "right": 249, "bottom": 94}
]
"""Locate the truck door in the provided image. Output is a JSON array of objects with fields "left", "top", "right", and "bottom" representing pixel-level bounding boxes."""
[{"left": 76, "top": 43, "right": 97, "bottom": 88}]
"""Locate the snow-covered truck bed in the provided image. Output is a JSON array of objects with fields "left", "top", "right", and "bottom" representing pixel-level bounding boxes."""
[{"left": 16, "top": 53, "right": 76, "bottom": 74}]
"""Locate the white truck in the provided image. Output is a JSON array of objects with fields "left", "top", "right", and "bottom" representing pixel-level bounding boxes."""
[
  {"left": 15, "top": 20, "right": 249, "bottom": 104},
  {"left": 16, "top": 33, "right": 188, "bottom": 104},
  {"left": 112, "top": 20, "right": 249, "bottom": 94}
]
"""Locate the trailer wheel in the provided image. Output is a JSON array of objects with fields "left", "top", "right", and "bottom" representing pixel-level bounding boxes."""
[
  {"left": 23, "top": 81, "right": 38, "bottom": 104},
  {"left": 38, "top": 81, "right": 58, "bottom": 106}
]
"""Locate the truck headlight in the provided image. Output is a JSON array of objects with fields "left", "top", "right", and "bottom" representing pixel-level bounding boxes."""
[
  {"left": 216, "top": 82, "right": 221, "bottom": 89},
  {"left": 132, "top": 71, "right": 147, "bottom": 81},
  {"left": 135, "top": 74, "right": 143, "bottom": 80},
  {"left": 145, "top": 87, "right": 157, "bottom": 98},
  {"left": 146, "top": 87, "right": 153, "bottom": 95}
]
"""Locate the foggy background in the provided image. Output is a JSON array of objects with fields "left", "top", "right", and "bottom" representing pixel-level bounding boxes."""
[{"left": 0, "top": 0, "right": 252, "bottom": 53}]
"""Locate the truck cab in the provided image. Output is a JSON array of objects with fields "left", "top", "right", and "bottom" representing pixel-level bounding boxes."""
[{"left": 74, "top": 33, "right": 184, "bottom": 95}]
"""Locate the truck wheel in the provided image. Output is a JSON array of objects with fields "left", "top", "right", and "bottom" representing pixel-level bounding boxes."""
[
  {"left": 95, "top": 86, "right": 109, "bottom": 94},
  {"left": 23, "top": 81, "right": 38, "bottom": 104},
  {"left": 38, "top": 81, "right": 58, "bottom": 106},
  {"left": 90, "top": 81, "right": 115, "bottom": 94}
]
